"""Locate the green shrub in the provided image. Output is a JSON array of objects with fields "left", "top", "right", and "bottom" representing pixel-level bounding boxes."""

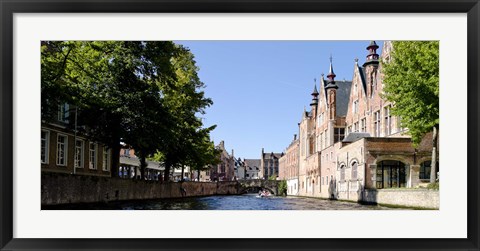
[
  {"left": 427, "top": 182, "right": 439, "bottom": 190},
  {"left": 278, "top": 180, "right": 287, "bottom": 196}
]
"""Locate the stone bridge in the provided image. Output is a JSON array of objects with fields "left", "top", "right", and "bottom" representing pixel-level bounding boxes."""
[{"left": 238, "top": 179, "right": 282, "bottom": 195}]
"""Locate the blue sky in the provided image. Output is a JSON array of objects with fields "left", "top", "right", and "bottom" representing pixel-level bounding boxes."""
[{"left": 176, "top": 41, "right": 383, "bottom": 159}]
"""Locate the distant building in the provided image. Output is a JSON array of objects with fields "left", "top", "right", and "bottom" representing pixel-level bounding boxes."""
[
  {"left": 234, "top": 158, "right": 245, "bottom": 180},
  {"left": 118, "top": 146, "right": 166, "bottom": 180},
  {"left": 243, "top": 159, "right": 261, "bottom": 180},
  {"left": 260, "top": 148, "right": 284, "bottom": 179},
  {"left": 279, "top": 134, "right": 300, "bottom": 195},
  {"left": 200, "top": 140, "right": 235, "bottom": 181}
]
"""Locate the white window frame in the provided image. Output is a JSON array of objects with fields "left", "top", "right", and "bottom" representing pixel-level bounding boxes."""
[
  {"left": 41, "top": 130, "right": 49, "bottom": 164},
  {"left": 361, "top": 118, "right": 367, "bottom": 132},
  {"left": 353, "top": 100, "right": 359, "bottom": 114},
  {"left": 352, "top": 161, "right": 358, "bottom": 179},
  {"left": 75, "top": 139, "right": 84, "bottom": 168},
  {"left": 102, "top": 147, "right": 110, "bottom": 171},
  {"left": 384, "top": 106, "right": 392, "bottom": 136},
  {"left": 57, "top": 103, "right": 69, "bottom": 123},
  {"left": 374, "top": 111, "right": 381, "bottom": 137},
  {"left": 56, "top": 134, "right": 68, "bottom": 166},
  {"left": 89, "top": 142, "right": 97, "bottom": 170}
]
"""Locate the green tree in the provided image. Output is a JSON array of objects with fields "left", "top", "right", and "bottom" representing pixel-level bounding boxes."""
[
  {"left": 41, "top": 41, "right": 213, "bottom": 180},
  {"left": 382, "top": 41, "right": 439, "bottom": 183}
]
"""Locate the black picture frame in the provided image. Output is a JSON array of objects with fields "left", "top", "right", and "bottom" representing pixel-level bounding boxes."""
[{"left": 1, "top": 0, "right": 479, "bottom": 250}]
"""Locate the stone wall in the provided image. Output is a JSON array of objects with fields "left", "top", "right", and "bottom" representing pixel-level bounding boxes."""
[
  {"left": 42, "top": 172, "right": 240, "bottom": 206},
  {"left": 362, "top": 189, "right": 439, "bottom": 209}
]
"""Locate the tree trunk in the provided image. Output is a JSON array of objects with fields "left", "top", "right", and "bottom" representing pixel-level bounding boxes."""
[
  {"left": 110, "top": 143, "right": 121, "bottom": 178},
  {"left": 140, "top": 153, "right": 147, "bottom": 180},
  {"left": 164, "top": 159, "right": 171, "bottom": 182},
  {"left": 181, "top": 164, "right": 185, "bottom": 181},
  {"left": 430, "top": 125, "right": 439, "bottom": 183},
  {"left": 197, "top": 169, "right": 200, "bottom": 182}
]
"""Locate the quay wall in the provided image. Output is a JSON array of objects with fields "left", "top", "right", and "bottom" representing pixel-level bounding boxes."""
[
  {"left": 41, "top": 172, "right": 240, "bottom": 206},
  {"left": 362, "top": 189, "right": 439, "bottom": 209}
]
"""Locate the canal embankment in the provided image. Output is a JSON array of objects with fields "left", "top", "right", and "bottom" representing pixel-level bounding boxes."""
[{"left": 42, "top": 172, "right": 240, "bottom": 206}]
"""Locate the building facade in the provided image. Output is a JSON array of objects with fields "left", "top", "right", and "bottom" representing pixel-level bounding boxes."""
[
  {"left": 41, "top": 104, "right": 114, "bottom": 177},
  {"left": 243, "top": 159, "right": 261, "bottom": 180},
  {"left": 260, "top": 148, "right": 284, "bottom": 179},
  {"left": 279, "top": 134, "right": 300, "bottom": 195},
  {"left": 280, "top": 41, "right": 438, "bottom": 201}
]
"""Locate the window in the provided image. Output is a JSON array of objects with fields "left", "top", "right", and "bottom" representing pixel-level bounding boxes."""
[
  {"left": 56, "top": 134, "right": 67, "bottom": 166},
  {"left": 102, "top": 147, "right": 110, "bottom": 171},
  {"left": 58, "top": 103, "right": 69, "bottom": 123},
  {"left": 376, "top": 160, "right": 406, "bottom": 189},
  {"left": 340, "top": 165, "right": 346, "bottom": 181},
  {"left": 384, "top": 106, "right": 392, "bottom": 136},
  {"left": 334, "top": 128, "right": 345, "bottom": 143},
  {"left": 354, "top": 122, "right": 359, "bottom": 132},
  {"left": 326, "top": 176, "right": 329, "bottom": 185},
  {"left": 41, "top": 130, "right": 49, "bottom": 164},
  {"left": 352, "top": 162, "right": 358, "bottom": 179},
  {"left": 374, "top": 111, "right": 381, "bottom": 137},
  {"left": 353, "top": 100, "right": 359, "bottom": 114},
  {"left": 347, "top": 126, "right": 352, "bottom": 134},
  {"left": 319, "top": 133, "right": 323, "bottom": 150},
  {"left": 419, "top": 160, "right": 439, "bottom": 180},
  {"left": 89, "top": 143, "right": 97, "bottom": 169},
  {"left": 75, "top": 139, "right": 84, "bottom": 168},
  {"left": 124, "top": 149, "right": 130, "bottom": 156},
  {"left": 361, "top": 118, "right": 367, "bottom": 132}
]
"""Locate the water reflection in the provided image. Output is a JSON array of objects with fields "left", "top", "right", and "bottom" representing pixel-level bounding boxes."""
[{"left": 44, "top": 194, "right": 404, "bottom": 210}]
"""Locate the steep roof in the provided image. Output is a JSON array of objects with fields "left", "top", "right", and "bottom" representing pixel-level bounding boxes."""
[
  {"left": 244, "top": 159, "right": 261, "bottom": 168},
  {"left": 336, "top": 80, "right": 353, "bottom": 117},
  {"left": 262, "top": 152, "right": 284, "bottom": 159},
  {"left": 357, "top": 65, "right": 368, "bottom": 97}
]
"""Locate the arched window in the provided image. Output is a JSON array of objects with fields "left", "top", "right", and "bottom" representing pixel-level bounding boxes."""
[
  {"left": 351, "top": 161, "right": 358, "bottom": 179},
  {"left": 340, "top": 165, "right": 346, "bottom": 181}
]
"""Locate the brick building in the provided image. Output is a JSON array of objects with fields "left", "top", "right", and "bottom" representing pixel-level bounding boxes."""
[
  {"left": 41, "top": 104, "right": 114, "bottom": 177},
  {"left": 280, "top": 41, "right": 438, "bottom": 201},
  {"left": 199, "top": 140, "right": 235, "bottom": 181},
  {"left": 260, "top": 148, "right": 284, "bottom": 179},
  {"left": 279, "top": 134, "right": 300, "bottom": 195}
]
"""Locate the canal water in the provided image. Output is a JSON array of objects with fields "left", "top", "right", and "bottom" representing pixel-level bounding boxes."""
[{"left": 44, "top": 194, "right": 402, "bottom": 210}]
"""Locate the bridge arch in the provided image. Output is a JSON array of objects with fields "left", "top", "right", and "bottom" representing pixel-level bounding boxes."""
[{"left": 238, "top": 180, "right": 280, "bottom": 195}]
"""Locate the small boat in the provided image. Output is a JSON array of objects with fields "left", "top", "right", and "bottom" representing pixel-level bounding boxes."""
[{"left": 256, "top": 190, "right": 272, "bottom": 198}]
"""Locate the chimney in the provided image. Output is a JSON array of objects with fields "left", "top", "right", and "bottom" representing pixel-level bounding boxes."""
[
  {"left": 294, "top": 134, "right": 297, "bottom": 141},
  {"left": 231, "top": 149, "right": 234, "bottom": 157}
]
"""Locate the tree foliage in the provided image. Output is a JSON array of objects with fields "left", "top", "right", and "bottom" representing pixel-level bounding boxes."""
[
  {"left": 41, "top": 41, "right": 216, "bottom": 180},
  {"left": 382, "top": 41, "right": 439, "bottom": 145},
  {"left": 382, "top": 41, "right": 439, "bottom": 183}
]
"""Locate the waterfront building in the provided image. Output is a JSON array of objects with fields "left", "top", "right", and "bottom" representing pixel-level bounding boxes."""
[
  {"left": 279, "top": 134, "right": 300, "bottom": 195},
  {"left": 41, "top": 104, "right": 114, "bottom": 177},
  {"left": 234, "top": 157, "right": 245, "bottom": 180},
  {"left": 118, "top": 146, "right": 166, "bottom": 180},
  {"left": 260, "top": 148, "right": 284, "bottom": 179},
  {"left": 243, "top": 159, "right": 261, "bottom": 180},
  {"left": 200, "top": 140, "right": 235, "bottom": 181},
  {"left": 281, "top": 41, "right": 438, "bottom": 201}
]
